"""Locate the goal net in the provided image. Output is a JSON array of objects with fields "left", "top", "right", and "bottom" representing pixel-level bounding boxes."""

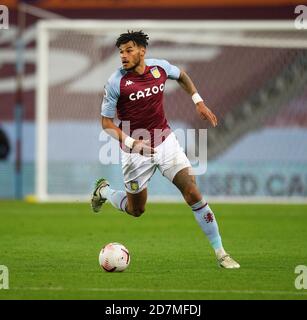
[{"left": 35, "top": 20, "right": 307, "bottom": 202}]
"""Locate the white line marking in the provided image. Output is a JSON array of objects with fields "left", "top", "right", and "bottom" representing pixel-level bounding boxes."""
[{"left": 11, "top": 287, "right": 307, "bottom": 296}]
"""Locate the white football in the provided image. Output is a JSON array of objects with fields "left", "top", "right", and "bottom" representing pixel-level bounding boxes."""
[{"left": 99, "top": 242, "right": 130, "bottom": 272}]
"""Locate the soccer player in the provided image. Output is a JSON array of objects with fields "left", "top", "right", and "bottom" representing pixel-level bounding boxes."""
[{"left": 91, "top": 31, "right": 240, "bottom": 269}]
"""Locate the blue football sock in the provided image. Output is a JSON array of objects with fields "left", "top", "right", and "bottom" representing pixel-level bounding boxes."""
[
  {"left": 191, "top": 199, "right": 223, "bottom": 251},
  {"left": 100, "top": 186, "right": 127, "bottom": 212}
]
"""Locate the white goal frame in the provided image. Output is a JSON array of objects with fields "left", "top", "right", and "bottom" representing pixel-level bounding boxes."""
[{"left": 35, "top": 19, "right": 307, "bottom": 203}]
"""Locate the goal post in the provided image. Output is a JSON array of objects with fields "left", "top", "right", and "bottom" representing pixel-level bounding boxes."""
[
  {"left": 35, "top": 19, "right": 307, "bottom": 202},
  {"left": 36, "top": 24, "right": 49, "bottom": 202}
]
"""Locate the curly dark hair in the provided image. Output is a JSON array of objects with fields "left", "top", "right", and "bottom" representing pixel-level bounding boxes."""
[{"left": 116, "top": 30, "right": 149, "bottom": 48}]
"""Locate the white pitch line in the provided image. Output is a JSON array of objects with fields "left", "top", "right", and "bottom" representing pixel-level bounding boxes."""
[{"left": 11, "top": 287, "right": 307, "bottom": 296}]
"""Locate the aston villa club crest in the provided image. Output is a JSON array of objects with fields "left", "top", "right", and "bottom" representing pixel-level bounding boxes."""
[
  {"left": 130, "top": 180, "right": 139, "bottom": 191},
  {"left": 150, "top": 67, "right": 161, "bottom": 79},
  {"left": 204, "top": 212, "right": 214, "bottom": 223}
]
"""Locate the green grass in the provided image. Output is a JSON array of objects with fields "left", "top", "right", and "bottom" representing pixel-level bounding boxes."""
[{"left": 0, "top": 201, "right": 306, "bottom": 300}]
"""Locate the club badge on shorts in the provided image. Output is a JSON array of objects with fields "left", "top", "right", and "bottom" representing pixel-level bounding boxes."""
[
  {"left": 130, "top": 180, "right": 139, "bottom": 191},
  {"left": 150, "top": 67, "right": 161, "bottom": 79}
]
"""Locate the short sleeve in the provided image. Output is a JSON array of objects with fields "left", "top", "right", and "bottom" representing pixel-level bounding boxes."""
[
  {"left": 164, "top": 60, "right": 181, "bottom": 80},
  {"left": 145, "top": 58, "right": 181, "bottom": 80},
  {"left": 101, "top": 73, "right": 121, "bottom": 118}
]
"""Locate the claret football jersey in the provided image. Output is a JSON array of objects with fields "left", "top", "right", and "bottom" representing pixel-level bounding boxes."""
[{"left": 101, "top": 58, "right": 181, "bottom": 148}]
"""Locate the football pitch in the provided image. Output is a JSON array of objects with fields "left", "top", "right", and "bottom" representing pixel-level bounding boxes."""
[{"left": 0, "top": 201, "right": 306, "bottom": 300}]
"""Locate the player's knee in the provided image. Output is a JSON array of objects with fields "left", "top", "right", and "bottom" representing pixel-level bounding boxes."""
[
  {"left": 183, "top": 184, "right": 200, "bottom": 205},
  {"left": 130, "top": 207, "right": 145, "bottom": 217}
]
